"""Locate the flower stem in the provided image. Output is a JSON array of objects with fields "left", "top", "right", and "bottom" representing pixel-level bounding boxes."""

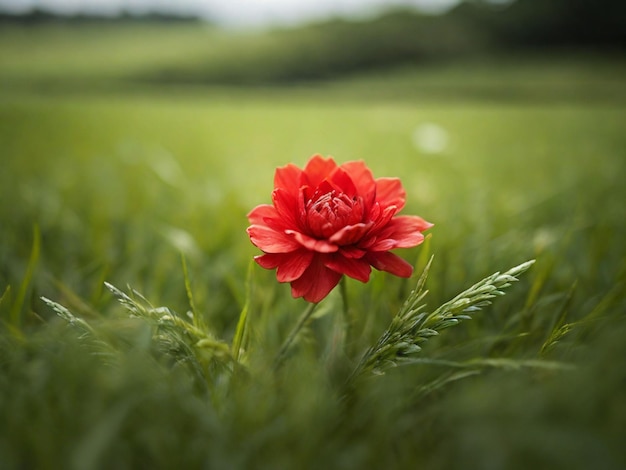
[
  {"left": 273, "top": 302, "right": 318, "bottom": 369},
  {"left": 339, "top": 277, "right": 353, "bottom": 350}
]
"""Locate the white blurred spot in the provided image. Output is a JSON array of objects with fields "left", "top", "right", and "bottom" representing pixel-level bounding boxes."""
[
  {"left": 117, "top": 140, "right": 185, "bottom": 187},
  {"left": 412, "top": 123, "right": 449, "bottom": 155},
  {"left": 148, "top": 149, "right": 186, "bottom": 187},
  {"left": 533, "top": 228, "right": 557, "bottom": 253},
  {"left": 160, "top": 225, "right": 202, "bottom": 258}
]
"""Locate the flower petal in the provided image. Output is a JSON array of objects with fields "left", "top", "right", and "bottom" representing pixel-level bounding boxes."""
[
  {"left": 274, "top": 163, "right": 304, "bottom": 198},
  {"left": 340, "top": 160, "right": 376, "bottom": 207},
  {"left": 277, "top": 251, "right": 314, "bottom": 282},
  {"left": 254, "top": 250, "right": 314, "bottom": 282},
  {"left": 328, "top": 167, "right": 357, "bottom": 197},
  {"left": 324, "top": 254, "right": 371, "bottom": 283},
  {"left": 366, "top": 251, "right": 414, "bottom": 278},
  {"left": 247, "top": 204, "right": 278, "bottom": 226},
  {"left": 290, "top": 256, "right": 342, "bottom": 303},
  {"left": 303, "top": 155, "right": 337, "bottom": 189},
  {"left": 401, "top": 215, "right": 434, "bottom": 233},
  {"left": 329, "top": 223, "right": 372, "bottom": 246},
  {"left": 272, "top": 188, "right": 301, "bottom": 230},
  {"left": 248, "top": 202, "right": 296, "bottom": 233},
  {"left": 285, "top": 230, "right": 339, "bottom": 253},
  {"left": 247, "top": 225, "right": 301, "bottom": 253},
  {"left": 367, "top": 204, "right": 399, "bottom": 235},
  {"left": 340, "top": 246, "right": 367, "bottom": 259},
  {"left": 370, "top": 216, "right": 432, "bottom": 250},
  {"left": 254, "top": 253, "right": 281, "bottom": 269},
  {"left": 376, "top": 177, "right": 406, "bottom": 212}
]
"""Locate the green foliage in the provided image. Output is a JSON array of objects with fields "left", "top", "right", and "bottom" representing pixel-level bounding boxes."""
[
  {"left": 352, "top": 258, "right": 536, "bottom": 378},
  {"left": 103, "top": 281, "right": 233, "bottom": 389}
]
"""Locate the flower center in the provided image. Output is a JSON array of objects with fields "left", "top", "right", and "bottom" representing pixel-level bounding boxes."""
[{"left": 306, "top": 189, "right": 363, "bottom": 239}]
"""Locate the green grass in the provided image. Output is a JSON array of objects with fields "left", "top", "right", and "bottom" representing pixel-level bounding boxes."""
[{"left": 1, "top": 24, "right": 625, "bottom": 469}]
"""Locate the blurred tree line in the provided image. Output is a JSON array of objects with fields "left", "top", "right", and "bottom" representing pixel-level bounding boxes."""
[
  {"left": 456, "top": 0, "right": 626, "bottom": 49},
  {"left": 1, "top": 0, "right": 624, "bottom": 84},
  {"left": 0, "top": 8, "right": 203, "bottom": 25},
  {"left": 154, "top": 0, "right": 626, "bottom": 84}
]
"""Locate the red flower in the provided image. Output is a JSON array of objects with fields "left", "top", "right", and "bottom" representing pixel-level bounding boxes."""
[{"left": 247, "top": 155, "right": 433, "bottom": 303}]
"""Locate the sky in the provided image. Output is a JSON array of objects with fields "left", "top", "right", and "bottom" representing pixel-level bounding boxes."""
[{"left": 0, "top": 0, "right": 463, "bottom": 27}]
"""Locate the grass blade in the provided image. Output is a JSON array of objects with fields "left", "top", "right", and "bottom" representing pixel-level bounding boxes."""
[
  {"left": 232, "top": 259, "right": 254, "bottom": 362},
  {"left": 9, "top": 225, "right": 40, "bottom": 330}
]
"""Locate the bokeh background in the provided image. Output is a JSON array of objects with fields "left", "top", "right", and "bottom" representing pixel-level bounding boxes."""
[{"left": 0, "top": 1, "right": 625, "bottom": 469}]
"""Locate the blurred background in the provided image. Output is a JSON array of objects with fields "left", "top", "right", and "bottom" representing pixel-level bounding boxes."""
[
  {"left": 1, "top": 0, "right": 624, "bottom": 311},
  {"left": 0, "top": 0, "right": 625, "bottom": 92},
  {"left": 0, "top": 2, "right": 625, "bottom": 468}
]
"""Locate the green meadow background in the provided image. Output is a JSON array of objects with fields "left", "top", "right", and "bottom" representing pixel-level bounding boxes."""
[{"left": 1, "top": 8, "right": 625, "bottom": 469}]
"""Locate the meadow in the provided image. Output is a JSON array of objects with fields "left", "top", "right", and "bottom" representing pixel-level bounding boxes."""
[{"left": 1, "top": 23, "right": 625, "bottom": 469}]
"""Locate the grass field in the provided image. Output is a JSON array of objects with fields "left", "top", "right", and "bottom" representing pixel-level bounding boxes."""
[{"left": 1, "top": 24, "right": 625, "bottom": 469}]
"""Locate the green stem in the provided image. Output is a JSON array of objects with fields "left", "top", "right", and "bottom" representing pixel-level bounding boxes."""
[
  {"left": 232, "top": 259, "right": 255, "bottom": 362},
  {"left": 274, "top": 302, "right": 317, "bottom": 369},
  {"left": 339, "top": 277, "right": 353, "bottom": 350}
]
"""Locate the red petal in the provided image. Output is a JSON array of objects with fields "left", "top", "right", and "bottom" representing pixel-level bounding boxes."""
[
  {"left": 303, "top": 155, "right": 337, "bottom": 189},
  {"left": 247, "top": 204, "right": 278, "bottom": 225},
  {"left": 306, "top": 203, "right": 335, "bottom": 239},
  {"left": 328, "top": 167, "right": 357, "bottom": 197},
  {"left": 277, "top": 251, "right": 314, "bottom": 282},
  {"left": 367, "top": 238, "right": 397, "bottom": 252},
  {"left": 248, "top": 202, "right": 295, "bottom": 233},
  {"left": 401, "top": 215, "right": 433, "bottom": 232},
  {"left": 274, "top": 163, "right": 304, "bottom": 198},
  {"left": 366, "top": 251, "right": 414, "bottom": 278},
  {"left": 247, "top": 225, "right": 301, "bottom": 253},
  {"left": 367, "top": 202, "right": 381, "bottom": 223},
  {"left": 368, "top": 204, "right": 399, "bottom": 234},
  {"left": 285, "top": 230, "right": 339, "bottom": 253},
  {"left": 297, "top": 186, "right": 307, "bottom": 227},
  {"left": 371, "top": 233, "right": 424, "bottom": 251},
  {"left": 339, "top": 246, "right": 367, "bottom": 259},
  {"left": 324, "top": 254, "right": 371, "bottom": 283},
  {"left": 329, "top": 223, "right": 372, "bottom": 245},
  {"left": 310, "top": 179, "right": 335, "bottom": 199},
  {"left": 340, "top": 160, "right": 376, "bottom": 207},
  {"left": 370, "top": 216, "right": 432, "bottom": 250},
  {"left": 254, "top": 250, "right": 314, "bottom": 282},
  {"left": 290, "top": 257, "right": 342, "bottom": 303},
  {"left": 272, "top": 188, "right": 301, "bottom": 230},
  {"left": 376, "top": 177, "right": 406, "bottom": 211},
  {"left": 254, "top": 253, "right": 281, "bottom": 269}
]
